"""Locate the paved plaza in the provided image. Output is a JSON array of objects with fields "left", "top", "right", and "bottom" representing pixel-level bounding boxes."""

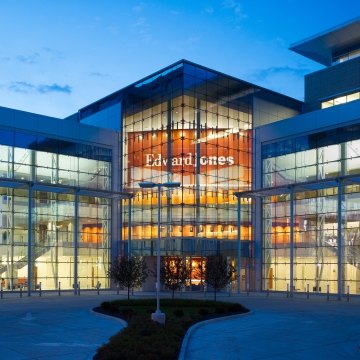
[
  {"left": 0, "top": 291, "right": 125, "bottom": 359},
  {"left": 182, "top": 293, "right": 360, "bottom": 360},
  {"left": 0, "top": 290, "right": 359, "bottom": 359}
]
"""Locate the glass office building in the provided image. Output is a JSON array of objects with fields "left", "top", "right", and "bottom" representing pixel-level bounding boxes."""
[
  {"left": 261, "top": 125, "right": 360, "bottom": 295},
  {"left": 1, "top": 18, "right": 360, "bottom": 296},
  {"left": 80, "top": 61, "right": 299, "bottom": 290},
  {"left": 123, "top": 62, "right": 253, "bottom": 288},
  {"left": 243, "top": 17, "right": 360, "bottom": 296},
  {"left": 0, "top": 109, "right": 116, "bottom": 292}
]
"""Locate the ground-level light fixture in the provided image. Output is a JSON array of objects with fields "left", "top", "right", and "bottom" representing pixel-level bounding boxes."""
[{"left": 138, "top": 181, "right": 181, "bottom": 324}]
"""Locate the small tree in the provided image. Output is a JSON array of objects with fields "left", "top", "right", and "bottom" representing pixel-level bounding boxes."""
[
  {"left": 160, "top": 256, "right": 191, "bottom": 299},
  {"left": 205, "top": 255, "right": 236, "bottom": 301},
  {"left": 195, "top": 257, "right": 206, "bottom": 291},
  {"left": 109, "top": 256, "right": 148, "bottom": 300}
]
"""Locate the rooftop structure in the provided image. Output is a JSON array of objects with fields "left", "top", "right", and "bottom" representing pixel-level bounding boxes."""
[{"left": 290, "top": 16, "right": 360, "bottom": 66}]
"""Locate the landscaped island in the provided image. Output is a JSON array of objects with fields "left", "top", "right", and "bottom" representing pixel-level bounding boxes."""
[{"left": 94, "top": 298, "right": 248, "bottom": 360}]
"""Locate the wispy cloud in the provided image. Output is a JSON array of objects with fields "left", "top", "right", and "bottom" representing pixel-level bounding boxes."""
[
  {"left": 42, "top": 47, "right": 64, "bottom": 61},
  {"left": 0, "top": 56, "right": 10, "bottom": 62},
  {"left": 8, "top": 81, "right": 72, "bottom": 94},
  {"left": 252, "top": 66, "right": 309, "bottom": 81},
  {"left": 222, "top": 0, "right": 248, "bottom": 20},
  {"left": 38, "top": 84, "right": 72, "bottom": 94},
  {"left": 8, "top": 81, "right": 35, "bottom": 93},
  {"left": 248, "top": 66, "right": 309, "bottom": 99},
  {"left": 16, "top": 53, "right": 40, "bottom": 64},
  {"left": 133, "top": 16, "right": 147, "bottom": 28},
  {"left": 132, "top": 16, "right": 152, "bottom": 43},
  {"left": 13, "top": 48, "right": 64, "bottom": 64}
]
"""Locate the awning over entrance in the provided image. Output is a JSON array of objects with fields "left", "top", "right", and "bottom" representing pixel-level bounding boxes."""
[{"left": 234, "top": 173, "right": 360, "bottom": 198}]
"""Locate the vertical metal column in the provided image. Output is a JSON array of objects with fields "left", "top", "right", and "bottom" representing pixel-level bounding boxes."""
[
  {"left": 289, "top": 187, "right": 294, "bottom": 297},
  {"left": 195, "top": 99, "right": 201, "bottom": 257},
  {"left": 27, "top": 150, "right": 36, "bottom": 296},
  {"left": 6, "top": 191, "right": 14, "bottom": 292},
  {"left": 156, "top": 185, "right": 161, "bottom": 313},
  {"left": 337, "top": 180, "right": 343, "bottom": 300},
  {"left": 119, "top": 101, "right": 124, "bottom": 193},
  {"left": 74, "top": 190, "right": 79, "bottom": 295},
  {"left": 27, "top": 185, "right": 32, "bottom": 296},
  {"left": 166, "top": 100, "right": 172, "bottom": 245},
  {"left": 315, "top": 148, "right": 325, "bottom": 291},
  {"left": 237, "top": 195, "right": 241, "bottom": 293},
  {"left": 263, "top": 198, "right": 273, "bottom": 292},
  {"left": 339, "top": 144, "right": 347, "bottom": 300},
  {"left": 128, "top": 195, "right": 132, "bottom": 258},
  {"left": 117, "top": 104, "right": 124, "bottom": 258}
]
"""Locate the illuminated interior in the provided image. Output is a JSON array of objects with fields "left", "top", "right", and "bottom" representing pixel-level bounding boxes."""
[
  {"left": 262, "top": 135, "right": 360, "bottom": 294},
  {"left": 121, "top": 62, "right": 254, "bottom": 288},
  {"left": 0, "top": 135, "right": 112, "bottom": 291}
]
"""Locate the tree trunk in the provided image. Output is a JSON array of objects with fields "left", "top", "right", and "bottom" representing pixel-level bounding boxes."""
[
  {"left": 214, "top": 288, "right": 217, "bottom": 301},
  {"left": 127, "top": 286, "right": 130, "bottom": 300}
]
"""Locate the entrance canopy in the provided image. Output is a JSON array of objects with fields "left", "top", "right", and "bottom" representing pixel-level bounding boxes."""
[{"left": 234, "top": 173, "right": 360, "bottom": 198}]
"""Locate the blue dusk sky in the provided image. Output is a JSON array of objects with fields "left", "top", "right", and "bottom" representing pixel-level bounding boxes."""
[{"left": 0, "top": 0, "right": 359, "bottom": 118}]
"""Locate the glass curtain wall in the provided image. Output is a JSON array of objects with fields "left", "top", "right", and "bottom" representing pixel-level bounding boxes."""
[
  {"left": 0, "top": 135, "right": 112, "bottom": 291},
  {"left": 77, "top": 195, "right": 110, "bottom": 289},
  {"left": 0, "top": 188, "right": 28, "bottom": 290},
  {"left": 122, "top": 62, "right": 253, "bottom": 289},
  {"left": 262, "top": 135, "right": 360, "bottom": 294}
]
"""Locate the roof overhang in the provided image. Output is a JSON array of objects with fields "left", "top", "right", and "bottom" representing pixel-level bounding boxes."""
[
  {"left": 289, "top": 17, "right": 360, "bottom": 66},
  {"left": 235, "top": 174, "right": 360, "bottom": 198},
  {"left": 0, "top": 178, "right": 132, "bottom": 199}
]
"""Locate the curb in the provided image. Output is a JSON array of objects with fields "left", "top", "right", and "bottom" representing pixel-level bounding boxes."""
[
  {"left": 178, "top": 311, "right": 252, "bottom": 360},
  {"left": 90, "top": 308, "right": 128, "bottom": 327}
]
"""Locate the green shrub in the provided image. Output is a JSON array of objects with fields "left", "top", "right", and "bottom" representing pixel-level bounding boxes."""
[
  {"left": 121, "top": 308, "right": 135, "bottom": 320},
  {"left": 198, "top": 308, "right": 209, "bottom": 316},
  {"left": 101, "top": 301, "right": 119, "bottom": 313},
  {"left": 227, "top": 303, "right": 244, "bottom": 312},
  {"left": 173, "top": 309, "right": 184, "bottom": 318}
]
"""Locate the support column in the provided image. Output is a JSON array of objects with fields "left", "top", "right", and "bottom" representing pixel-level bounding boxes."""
[
  {"left": 156, "top": 185, "right": 161, "bottom": 313},
  {"left": 6, "top": 190, "right": 14, "bottom": 292},
  {"left": 195, "top": 99, "right": 201, "bottom": 256},
  {"left": 254, "top": 196, "right": 263, "bottom": 292},
  {"left": 74, "top": 190, "right": 79, "bottom": 295},
  {"left": 337, "top": 180, "right": 343, "bottom": 300},
  {"left": 289, "top": 186, "right": 294, "bottom": 297},
  {"left": 27, "top": 184, "right": 33, "bottom": 296},
  {"left": 111, "top": 198, "right": 120, "bottom": 259},
  {"left": 166, "top": 100, "right": 172, "bottom": 243},
  {"left": 128, "top": 195, "right": 132, "bottom": 258},
  {"left": 263, "top": 198, "right": 272, "bottom": 292},
  {"left": 236, "top": 195, "right": 241, "bottom": 293}
]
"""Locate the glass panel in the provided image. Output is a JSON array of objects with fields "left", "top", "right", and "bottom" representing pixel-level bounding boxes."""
[{"left": 14, "top": 147, "right": 31, "bottom": 180}]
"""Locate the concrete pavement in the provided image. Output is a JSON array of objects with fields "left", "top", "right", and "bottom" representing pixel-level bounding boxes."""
[
  {"left": 0, "top": 291, "right": 126, "bottom": 359},
  {"left": 182, "top": 293, "right": 360, "bottom": 359},
  {"left": 1, "top": 290, "right": 359, "bottom": 359}
]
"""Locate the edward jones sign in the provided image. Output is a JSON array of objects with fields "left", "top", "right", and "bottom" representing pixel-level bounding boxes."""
[
  {"left": 144, "top": 153, "right": 235, "bottom": 167},
  {"left": 127, "top": 129, "right": 251, "bottom": 173}
]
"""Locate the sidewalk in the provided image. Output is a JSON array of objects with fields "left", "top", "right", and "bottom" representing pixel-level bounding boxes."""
[
  {"left": 1, "top": 290, "right": 359, "bottom": 359},
  {"left": 0, "top": 291, "right": 126, "bottom": 360},
  {"left": 182, "top": 293, "right": 360, "bottom": 359}
]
